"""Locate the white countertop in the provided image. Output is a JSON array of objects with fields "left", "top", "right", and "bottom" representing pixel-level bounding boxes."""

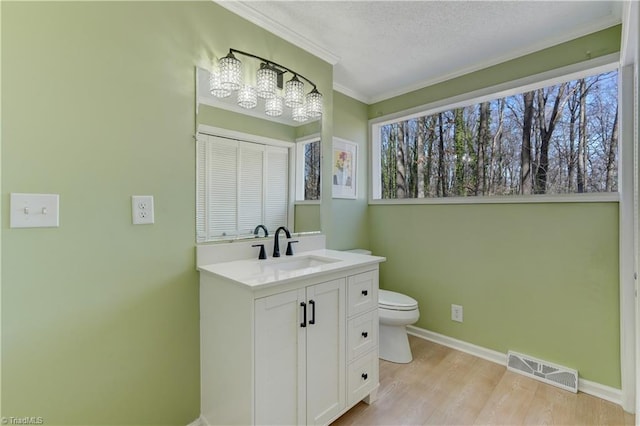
[{"left": 198, "top": 249, "right": 386, "bottom": 289}]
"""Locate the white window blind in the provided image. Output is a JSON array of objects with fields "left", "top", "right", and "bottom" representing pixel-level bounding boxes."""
[
  {"left": 238, "top": 143, "right": 264, "bottom": 234},
  {"left": 264, "top": 148, "right": 289, "bottom": 232},
  {"left": 196, "top": 134, "right": 289, "bottom": 242}
]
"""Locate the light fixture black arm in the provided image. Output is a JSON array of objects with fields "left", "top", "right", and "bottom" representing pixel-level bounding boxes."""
[{"left": 228, "top": 48, "right": 319, "bottom": 91}]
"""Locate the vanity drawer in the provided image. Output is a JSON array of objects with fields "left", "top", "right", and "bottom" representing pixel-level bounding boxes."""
[
  {"left": 348, "top": 310, "right": 378, "bottom": 361},
  {"left": 347, "top": 271, "right": 378, "bottom": 317},
  {"left": 347, "top": 350, "right": 379, "bottom": 406}
]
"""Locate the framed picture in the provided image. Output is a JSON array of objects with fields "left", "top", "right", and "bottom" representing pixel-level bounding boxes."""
[{"left": 332, "top": 138, "right": 357, "bottom": 199}]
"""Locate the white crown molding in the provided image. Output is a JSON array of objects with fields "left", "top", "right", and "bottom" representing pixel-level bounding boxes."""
[
  {"left": 407, "top": 326, "right": 625, "bottom": 408},
  {"left": 333, "top": 82, "right": 369, "bottom": 104},
  {"left": 368, "top": 16, "right": 623, "bottom": 105},
  {"left": 214, "top": 1, "right": 340, "bottom": 66}
]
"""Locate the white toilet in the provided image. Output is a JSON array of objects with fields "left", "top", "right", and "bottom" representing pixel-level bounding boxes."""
[{"left": 378, "top": 289, "right": 420, "bottom": 363}]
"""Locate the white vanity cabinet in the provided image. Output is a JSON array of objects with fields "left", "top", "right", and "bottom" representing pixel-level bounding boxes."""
[{"left": 198, "top": 252, "right": 383, "bottom": 426}]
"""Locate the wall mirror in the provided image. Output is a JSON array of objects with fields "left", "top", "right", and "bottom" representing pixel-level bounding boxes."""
[{"left": 195, "top": 66, "right": 322, "bottom": 243}]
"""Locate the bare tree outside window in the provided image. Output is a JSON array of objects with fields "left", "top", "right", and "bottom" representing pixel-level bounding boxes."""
[
  {"left": 304, "top": 140, "right": 321, "bottom": 200},
  {"left": 377, "top": 70, "right": 618, "bottom": 198}
]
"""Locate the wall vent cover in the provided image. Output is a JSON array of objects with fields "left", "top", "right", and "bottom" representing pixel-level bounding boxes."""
[{"left": 507, "top": 351, "right": 578, "bottom": 393}]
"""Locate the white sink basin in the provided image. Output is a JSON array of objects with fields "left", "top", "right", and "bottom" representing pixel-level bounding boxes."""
[
  {"left": 261, "top": 255, "right": 341, "bottom": 273},
  {"left": 198, "top": 248, "right": 386, "bottom": 288}
]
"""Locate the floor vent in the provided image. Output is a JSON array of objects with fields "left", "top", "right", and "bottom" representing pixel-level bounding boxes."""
[{"left": 507, "top": 351, "right": 578, "bottom": 393}]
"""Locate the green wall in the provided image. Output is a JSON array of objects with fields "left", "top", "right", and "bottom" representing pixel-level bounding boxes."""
[
  {"left": 294, "top": 204, "right": 321, "bottom": 233},
  {"left": 328, "top": 91, "right": 370, "bottom": 250},
  {"left": 198, "top": 104, "right": 296, "bottom": 142},
  {"left": 1, "top": 2, "right": 331, "bottom": 425},
  {"left": 370, "top": 203, "right": 620, "bottom": 386},
  {"left": 295, "top": 120, "right": 322, "bottom": 139},
  {"left": 368, "top": 25, "right": 622, "bottom": 387}
]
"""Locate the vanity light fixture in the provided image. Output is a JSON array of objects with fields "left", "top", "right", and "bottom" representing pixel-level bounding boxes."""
[
  {"left": 211, "top": 48, "right": 323, "bottom": 123},
  {"left": 265, "top": 96, "right": 284, "bottom": 117},
  {"left": 218, "top": 51, "right": 242, "bottom": 90},
  {"left": 284, "top": 75, "right": 304, "bottom": 108},
  {"left": 237, "top": 84, "right": 258, "bottom": 109},
  {"left": 209, "top": 70, "right": 231, "bottom": 98}
]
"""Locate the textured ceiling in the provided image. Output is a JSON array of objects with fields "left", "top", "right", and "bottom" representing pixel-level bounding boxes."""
[{"left": 219, "top": 1, "right": 622, "bottom": 104}]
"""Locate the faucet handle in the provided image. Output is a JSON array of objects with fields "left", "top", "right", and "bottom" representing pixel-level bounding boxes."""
[
  {"left": 252, "top": 244, "right": 267, "bottom": 260},
  {"left": 286, "top": 240, "right": 299, "bottom": 256}
]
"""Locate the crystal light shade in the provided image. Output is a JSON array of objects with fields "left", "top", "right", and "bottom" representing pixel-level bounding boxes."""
[
  {"left": 256, "top": 65, "right": 277, "bottom": 99},
  {"left": 284, "top": 75, "right": 304, "bottom": 107},
  {"left": 219, "top": 53, "right": 242, "bottom": 90},
  {"left": 209, "top": 70, "right": 231, "bottom": 98},
  {"left": 305, "top": 89, "right": 323, "bottom": 118},
  {"left": 237, "top": 85, "right": 257, "bottom": 109},
  {"left": 265, "top": 96, "right": 284, "bottom": 117},
  {"left": 211, "top": 49, "right": 324, "bottom": 122},
  {"left": 292, "top": 104, "right": 308, "bottom": 122}
]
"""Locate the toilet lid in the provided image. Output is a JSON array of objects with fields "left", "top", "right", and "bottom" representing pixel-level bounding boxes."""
[{"left": 379, "top": 289, "right": 418, "bottom": 311}]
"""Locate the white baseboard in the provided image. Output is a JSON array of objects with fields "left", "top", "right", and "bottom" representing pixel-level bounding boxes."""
[
  {"left": 407, "top": 325, "right": 506, "bottom": 365},
  {"left": 186, "top": 416, "right": 204, "bottom": 426},
  {"left": 578, "top": 378, "right": 624, "bottom": 406},
  {"left": 406, "top": 325, "right": 624, "bottom": 407}
]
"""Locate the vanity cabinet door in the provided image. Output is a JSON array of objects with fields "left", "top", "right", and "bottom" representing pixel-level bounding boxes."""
[
  {"left": 305, "top": 279, "right": 346, "bottom": 425},
  {"left": 255, "top": 288, "right": 307, "bottom": 426},
  {"left": 255, "top": 278, "right": 346, "bottom": 426}
]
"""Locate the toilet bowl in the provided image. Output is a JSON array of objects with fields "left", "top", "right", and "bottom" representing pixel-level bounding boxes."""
[{"left": 379, "top": 289, "right": 420, "bottom": 364}]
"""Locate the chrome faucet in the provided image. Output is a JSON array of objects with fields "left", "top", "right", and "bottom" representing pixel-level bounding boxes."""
[
  {"left": 272, "top": 226, "right": 291, "bottom": 257},
  {"left": 253, "top": 224, "right": 269, "bottom": 238}
]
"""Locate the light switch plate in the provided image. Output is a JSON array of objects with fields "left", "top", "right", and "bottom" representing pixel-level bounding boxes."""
[
  {"left": 10, "top": 193, "right": 60, "bottom": 228},
  {"left": 132, "top": 195, "right": 154, "bottom": 225}
]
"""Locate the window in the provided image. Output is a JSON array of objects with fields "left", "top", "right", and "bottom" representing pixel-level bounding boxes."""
[
  {"left": 372, "top": 66, "right": 619, "bottom": 201},
  {"left": 196, "top": 133, "right": 289, "bottom": 242},
  {"left": 296, "top": 137, "right": 321, "bottom": 201}
]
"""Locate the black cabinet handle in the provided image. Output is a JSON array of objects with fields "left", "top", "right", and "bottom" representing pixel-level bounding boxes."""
[
  {"left": 300, "top": 302, "right": 307, "bottom": 328},
  {"left": 362, "top": 331, "right": 368, "bottom": 338},
  {"left": 361, "top": 373, "right": 368, "bottom": 380},
  {"left": 309, "top": 300, "right": 316, "bottom": 325},
  {"left": 361, "top": 290, "right": 368, "bottom": 296}
]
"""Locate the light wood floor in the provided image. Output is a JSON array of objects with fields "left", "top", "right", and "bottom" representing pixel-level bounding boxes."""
[{"left": 333, "top": 336, "right": 635, "bottom": 426}]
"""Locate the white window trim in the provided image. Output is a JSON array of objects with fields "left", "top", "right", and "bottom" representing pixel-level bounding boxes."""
[
  {"left": 295, "top": 133, "right": 322, "bottom": 205},
  {"left": 369, "top": 52, "right": 621, "bottom": 205},
  {"left": 196, "top": 124, "right": 295, "bottom": 241},
  {"left": 371, "top": 193, "right": 619, "bottom": 205},
  {"left": 198, "top": 124, "right": 295, "bottom": 149},
  {"left": 294, "top": 200, "right": 321, "bottom": 205}
]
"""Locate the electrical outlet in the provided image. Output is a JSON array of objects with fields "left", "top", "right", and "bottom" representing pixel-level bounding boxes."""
[
  {"left": 132, "top": 195, "right": 154, "bottom": 225},
  {"left": 451, "top": 304, "right": 463, "bottom": 322}
]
